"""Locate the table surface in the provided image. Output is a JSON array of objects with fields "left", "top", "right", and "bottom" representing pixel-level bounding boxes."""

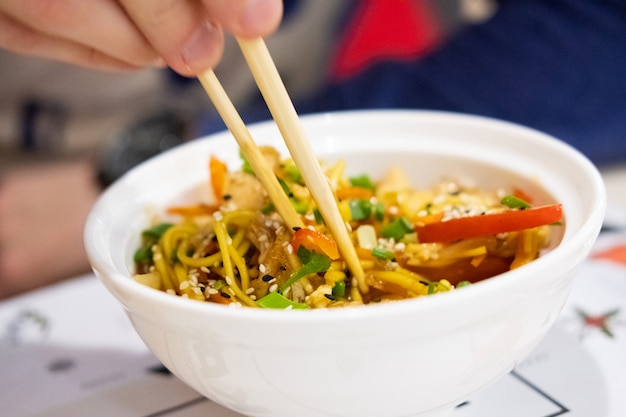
[{"left": 1, "top": 168, "right": 625, "bottom": 417}]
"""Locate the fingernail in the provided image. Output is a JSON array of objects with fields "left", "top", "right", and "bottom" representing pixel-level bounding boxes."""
[{"left": 182, "top": 20, "right": 219, "bottom": 73}]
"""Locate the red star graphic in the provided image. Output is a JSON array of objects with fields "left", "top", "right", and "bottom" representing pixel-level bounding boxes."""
[
  {"left": 592, "top": 245, "right": 626, "bottom": 265},
  {"left": 575, "top": 308, "right": 620, "bottom": 339}
]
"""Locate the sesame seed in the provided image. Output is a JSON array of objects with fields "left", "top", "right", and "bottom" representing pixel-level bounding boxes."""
[
  {"left": 258, "top": 234, "right": 268, "bottom": 242},
  {"left": 225, "top": 276, "right": 233, "bottom": 286},
  {"left": 259, "top": 264, "right": 267, "bottom": 273},
  {"left": 262, "top": 274, "right": 274, "bottom": 282},
  {"left": 179, "top": 281, "right": 190, "bottom": 290},
  {"left": 200, "top": 266, "right": 210, "bottom": 273},
  {"left": 166, "top": 289, "right": 176, "bottom": 295},
  {"left": 249, "top": 295, "right": 257, "bottom": 301},
  {"left": 245, "top": 287, "right": 255, "bottom": 295},
  {"left": 213, "top": 211, "right": 223, "bottom": 221},
  {"left": 207, "top": 288, "right": 219, "bottom": 295},
  {"left": 220, "top": 292, "right": 231, "bottom": 299},
  {"left": 269, "top": 283, "right": 278, "bottom": 293},
  {"left": 287, "top": 244, "right": 293, "bottom": 254},
  {"left": 324, "top": 294, "right": 336, "bottom": 300}
]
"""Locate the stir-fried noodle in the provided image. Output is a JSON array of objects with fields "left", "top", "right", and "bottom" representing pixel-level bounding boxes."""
[{"left": 133, "top": 146, "right": 562, "bottom": 309}]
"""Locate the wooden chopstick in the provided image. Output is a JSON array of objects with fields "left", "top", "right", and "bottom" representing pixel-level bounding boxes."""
[
  {"left": 236, "top": 37, "right": 368, "bottom": 293},
  {"left": 197, "top": 69, "right": 304, "bottom": 230}
]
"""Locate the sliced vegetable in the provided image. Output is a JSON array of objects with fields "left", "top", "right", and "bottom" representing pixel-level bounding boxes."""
[
  {"left": 209, "top": 156, "right": 228, "bottom": 202},
  {"left": 372, "top": 202, "right": 385, "bottom": 221},
  {"left": 415, "top": 204, "right": 563, "bottom": 243},
  {"left": 372, "top": 247, "right": 395, "bottom": 261},
  {"left": 501, "top": 195, "right": 531, "bottom": 209},
  {"left": 349, "top": 199, "right": 372, "bottom": 220},
  {"left": 349, "top": 174, "right": 375, "bottom": 191},
  {"left": 141, "top": 223, "right": 173, "bottom": 240},
  {"left": 133, "top": 245, "right": 153, "bottom": 264},
  {"left": 257, "top": 291, "right": 309, "bottom": 309},
  {"left": 290, "top": 228, "right": 340, "bottom": 260},
  {"left": 381, "top": 217, "right": 414, "bottom": 240},
  {"left": 280, "top": 246, "right": 332, "bottom": 292},
  {"left": 166, "top": 204, "right": 219, "bottom": 217},
  {"left": 336, "top": 186, "right": 373, "bottom": 200},
  {"left": 283, "top": 163, "right": 303, "bottom": 184},
  {"left": 332, "top": 280, "right": 346, "bottom": 298},
  {"left": 239, "top": 150, "right": 254, "bottom": 175}
]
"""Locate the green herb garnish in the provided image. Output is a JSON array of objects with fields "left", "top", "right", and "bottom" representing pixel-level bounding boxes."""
[
  {"left": 380, "top": 217, "right": 413, "bottom": 240},
  {"left": 280, "top": 246, "right": 331, "bottom": 292}
]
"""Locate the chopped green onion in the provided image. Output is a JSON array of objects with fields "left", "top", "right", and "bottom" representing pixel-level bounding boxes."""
[
  {"left": 133, "top": 245, "right": 153, "bottom": 264},
  {"left": 501, "top": 195, "right": 531, "bottom": 209},
  {"left": 141, "top": 223, "right": 173, "bottom": 241},
  {"left": 239, "top": 150, "right": 255, "bottom": 175},
  {"left": 278, "top": 177, "right": 291, "bottom": 196},
  {"left": 283, "top": 164, "right": 303, "bottom": 184},
  {"left": 349, "top": 174, "right": 375, "bottom": 191},
  {"left": 380, "top": 217, "right": 414, "bottom": 240},
  {"left": 456, "top": 281, "right": 471, "bottom": 288},
  {"left": 371, "top": 247, "right": 394, "bottom": 261},
  {"left": 332, "top": 280, "right": 346, "bottom": 298},
  {"left": 373, "top": 202, "right": 385, "bottom": 221},
  {"left": 261, "top": 203, "right": 275, "bottom": 215},
  {"left": 313, "top": 208, "right": 324, "bottom": 224},
  {"left": 349, "top": 199, "right": 372, "bottom": 221},
  {"left": 291, "top": 198, "right": 309, "bottom": 215},
  {"left": 280, "top": 246, "right": 331, "bottom": 292},
  {"left": 256, "top": 292, "right": 309, "bottom": 309}
]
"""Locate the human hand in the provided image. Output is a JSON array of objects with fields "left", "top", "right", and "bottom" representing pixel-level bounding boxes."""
[
  {"left": 0, "top": 160, "right": 101, "bottom": 299},
  {"left": 0, "top": 0, "right": 282, "bottom": 75}
]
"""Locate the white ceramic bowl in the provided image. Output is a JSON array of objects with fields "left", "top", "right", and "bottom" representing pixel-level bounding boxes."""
[{"left": 85, "top": 110, "right": 605, "bottom": 417}]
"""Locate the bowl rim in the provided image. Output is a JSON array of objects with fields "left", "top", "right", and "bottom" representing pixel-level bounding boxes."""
[{"left": 85, "top": 109, "right": 606, "bottom": 324}]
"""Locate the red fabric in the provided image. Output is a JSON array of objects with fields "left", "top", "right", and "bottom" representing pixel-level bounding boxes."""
[{"left": 330, "top": 0, "right": 445, "bottom": 80}]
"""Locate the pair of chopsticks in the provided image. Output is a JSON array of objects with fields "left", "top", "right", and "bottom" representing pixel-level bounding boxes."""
[{"left": 197, "top": 38, "right": 368, "bottom": 294}]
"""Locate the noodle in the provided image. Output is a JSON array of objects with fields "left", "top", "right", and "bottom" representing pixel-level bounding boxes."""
[{"left": 132, "top": 146, "right": 562, "bottom": 309}]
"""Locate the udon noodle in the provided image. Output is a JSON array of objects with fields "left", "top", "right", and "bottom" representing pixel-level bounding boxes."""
[{"left": 133, "top": 146, "right": 562, "bottom": 309}]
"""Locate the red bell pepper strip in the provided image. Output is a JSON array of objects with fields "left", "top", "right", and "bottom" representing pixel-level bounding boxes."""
[
  {"left": 291, "top": 228, "right": 340, "bottom": 260},
  {"left": 415, "top": 204, "right": 563, "bottom": 243}
]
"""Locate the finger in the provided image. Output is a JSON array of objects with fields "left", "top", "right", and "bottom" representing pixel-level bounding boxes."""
[
  {"left": 203, "top": 0, "right": 283, "bottom": 39},
  {"left": 0, "top": 0, "right": 162, "bottom": 68},
  {"left": 0, "top": 12, "right": 153, "bottom": 71},
  {"left": 119, "top": 0, "right": 224, "bottom": 76}
]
